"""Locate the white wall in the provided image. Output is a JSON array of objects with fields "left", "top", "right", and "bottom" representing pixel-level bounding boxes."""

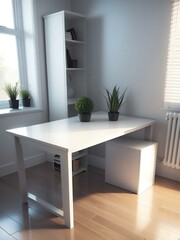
[
  {"left": 0, "top": 111, "right": 46, "bottom": 177},
  {"left": 1, "top": 0, "right": 178, "bottom": 181},
  {"left": 0, "top": 0, "right": 71, "bottom": 177},
  {"left": 72, "top": 0, "right": 180, "bottom": 181}
]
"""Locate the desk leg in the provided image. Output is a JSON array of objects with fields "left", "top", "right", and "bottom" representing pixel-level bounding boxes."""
[
  {"left": 145, "top": 124, "right": 154, "bottom": 141},
  {"left": 14, "top": 136, "right": 28, "bottom": 203},
  {"left": 60, "top": 151, "right": 74, "bottom": 229}
]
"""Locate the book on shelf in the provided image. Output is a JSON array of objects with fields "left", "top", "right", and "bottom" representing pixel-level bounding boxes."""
[
  {"left": 66, "top": 49, "right": 78, "bottom": 68},
  {"left": 53, "top": 154, "right": 61, "bottom": 172},
  {"left": 66, "top": 28, "right": 77, "bottom": 40},
  {"left": 65, "top": 32, "right": 72, "bottom": 40}
]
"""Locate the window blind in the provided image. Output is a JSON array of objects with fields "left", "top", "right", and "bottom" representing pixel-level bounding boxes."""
[{"left": 164, "top": 0, "right": 180, "bottom": 110}]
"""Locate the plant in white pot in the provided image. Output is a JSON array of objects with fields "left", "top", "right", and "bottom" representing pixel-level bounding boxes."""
[
  {"left": 105, "top": 85, "right": 127, "bottom": 121},
  {"left": 4, "top": 82, "right": 19, "bottom": 109},
  {"left": 75, "top": 96, "right": 94, "bottom": 122}
]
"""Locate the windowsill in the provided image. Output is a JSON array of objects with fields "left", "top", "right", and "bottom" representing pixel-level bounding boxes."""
[{"left": 0, "top": 107, "right": 43, "bottom": 117}]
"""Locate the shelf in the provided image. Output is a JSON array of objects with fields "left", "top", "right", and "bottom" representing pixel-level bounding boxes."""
[
  {"left": 67, "top": 68, "right": 85, "bottom": 71},
  {"left": 68, "top": 98, "right": 76, "bottom": 105},
  {"left": 53, "top": 150, "right": 87, "bottom": 176},
  {"left": 72, "top": 150, "right": 87, "bottom": 160},
  {"left": 66, "top": 39, "right": 86, "bottom": 45},
  {"left": 64, "top": 10, "right": 86, "bottom": 20},
  {"left": 73, "top": 167, "right": 86, "bottom": 176}
]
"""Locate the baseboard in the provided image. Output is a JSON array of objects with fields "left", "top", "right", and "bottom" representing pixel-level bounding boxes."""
[
  {"left": 156, "top": 160, "right": 180, "bottom": 182},
  {"left": 88, "top": 154, "right": 105, "bottom": 169},
  {"left": 0, "top": 153, "right": 46, "bottom": 177},
  {"left": 88, "top": 154, "right": 180, "bottom": 182},
  {"left": 46, "top": 153, "right": 54, "bottom": 162},
  {"left": 3, "top": 153, "right": 178, "bottom": 182}
]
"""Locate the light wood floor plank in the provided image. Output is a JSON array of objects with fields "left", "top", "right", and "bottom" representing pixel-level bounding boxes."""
[
  {"left": 0, "top": 162, "right": 179, "bottom": 240},
  {"left": 74, "top": 206, "right": 128, "bottom": 240}
]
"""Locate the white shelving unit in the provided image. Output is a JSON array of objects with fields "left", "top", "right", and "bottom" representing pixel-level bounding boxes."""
[
  {"left": 44, "top": 11, "right": 87, "bottom": 174},
  {"left": 44, "top": 10, "right": 87, "bottom": 121},
  {"left": 72, "top": 150, "right": 87, "bottom": 176},
  {"left": 53, "top": 150, "right": 87, "bottom": 176}
]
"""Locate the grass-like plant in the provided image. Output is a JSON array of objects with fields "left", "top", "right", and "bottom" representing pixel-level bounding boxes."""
[
  {"left": 105, "top": 85, "right": 127, "bottom": 113},
  {"left": 75, "top": 96, "right": 94, "bottom": 114},
  {"left": 20, "top": 89, "right": 30, "bottom": 99},
  {"left": 4, "top": 82, "right": 19, "bottom": 100}
]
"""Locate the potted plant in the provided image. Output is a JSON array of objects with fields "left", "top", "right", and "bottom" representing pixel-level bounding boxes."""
[
  {"left": 105, "top": 85, "right": 127, "bottom": 121},
  {"left": 4, "top": 82, "right": 19, "bottom": 109},
  {"left": 75, "top": 96, "right": 94, "bottom": 122},
  {"left": 20, "top": 89, "right": 31, "bottom": 107}
]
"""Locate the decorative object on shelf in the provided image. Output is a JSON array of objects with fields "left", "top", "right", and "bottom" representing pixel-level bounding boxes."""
[
  {"left": 53, "top": 154, "right": 61, "bottom": 172},
  {"left": 105, "top": 85, "right": 127, "bottom": 121},
  {"left": 4, "top": 82, "right": 19, "bottom": 109},
  {"left": 66, "top": 49, "right": 71, "bottom": 67},
  {"left": 66, "top": 28, "right": 77, "bottom": 40},
  {"left": 73, "top": 159, "right": 79, "bottom": 172},
  {"left": 20, "top": 89, "right": 31, "bottom": 107},
  {"left": 75, "top": 96, "right": 94, "bottom": 122},
  {"left": 66, "top": 49, "right": 78, "bottom": 68},
  {"left": 67, "top": 74, "right": 75, "bottom": 98},
  {"left": 65, "top": 31, "right": 72, "bottom": 40}
]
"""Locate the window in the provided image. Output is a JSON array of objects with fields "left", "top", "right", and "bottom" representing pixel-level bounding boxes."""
[
  {"left": 0, "top": 0, "right": 27, "bottom": 107},
  {"left": 164, "top": 0, "right": 180, "bottom": 110}
]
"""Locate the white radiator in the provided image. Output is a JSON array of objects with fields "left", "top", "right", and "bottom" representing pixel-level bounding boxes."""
[{"left": 163, "top": 112, "right": 180, "bottom": 169}]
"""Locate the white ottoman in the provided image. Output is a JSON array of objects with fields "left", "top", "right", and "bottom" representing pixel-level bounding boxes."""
[{"left": 105, "top": 137, "right": 157, "bottom": 194}]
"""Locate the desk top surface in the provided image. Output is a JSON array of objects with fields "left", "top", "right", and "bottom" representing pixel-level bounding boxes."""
[{"left": 7, "top": 112, "right": 155, "bottom": 152}]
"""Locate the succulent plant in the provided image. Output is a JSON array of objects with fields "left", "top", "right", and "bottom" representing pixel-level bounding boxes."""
[
  {"left": 105, "top": 85, "right": 127, "bottom": 113},
  {"left": 75, "top": 96, "right": 94, "bottom": 114}
]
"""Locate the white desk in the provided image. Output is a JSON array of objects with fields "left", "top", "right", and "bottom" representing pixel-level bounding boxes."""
[{"left": 7, "top": 112, "right": 155, "bottom": 228}]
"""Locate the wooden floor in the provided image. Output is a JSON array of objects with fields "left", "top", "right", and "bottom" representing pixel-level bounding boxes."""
[{"left": 0, "top": 163, "right": 179, "bottom": 240}]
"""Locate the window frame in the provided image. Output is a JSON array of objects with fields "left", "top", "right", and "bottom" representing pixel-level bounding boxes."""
[{"left": 0, "top": 0, "right": 27, "bottom": 108}]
